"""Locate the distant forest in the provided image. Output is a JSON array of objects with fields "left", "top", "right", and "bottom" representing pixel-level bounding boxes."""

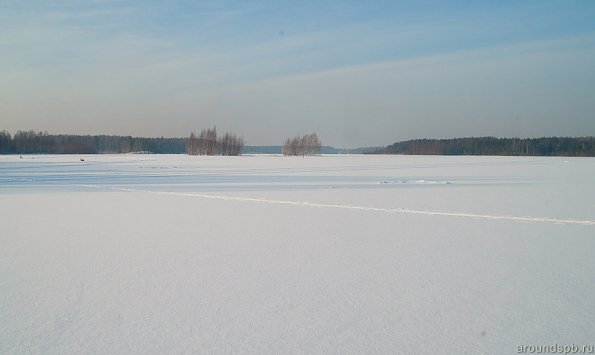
[
  {"left": 379, "top": 137, "right": 595, "bottom": 157},
  {"left": 0, "top": 130, "right": 186, "bottom": 154},
  {"left": 2, "top": 130, "right": 594, "bottom": 157}
]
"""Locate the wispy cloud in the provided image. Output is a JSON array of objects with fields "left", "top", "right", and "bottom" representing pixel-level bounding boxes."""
[
  {"left": 190, "top": 34, "right": 595, "bottom": 146},
  {"left": 1, "top": 1, "right": 595, "bottom": 145}
]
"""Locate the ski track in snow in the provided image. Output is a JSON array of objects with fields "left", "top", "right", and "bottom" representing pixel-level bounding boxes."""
[{"left": 78, "top": 184, "right": 595, "bottom": 226}]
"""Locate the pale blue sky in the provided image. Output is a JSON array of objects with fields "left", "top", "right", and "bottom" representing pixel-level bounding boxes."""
[{"left": 1, "top": 0, "right": 594, "bottom": 147}]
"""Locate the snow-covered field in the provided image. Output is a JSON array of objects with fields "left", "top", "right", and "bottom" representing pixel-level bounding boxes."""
[{"left": 1, "top": 154, "right": 594, "bottom": 354}]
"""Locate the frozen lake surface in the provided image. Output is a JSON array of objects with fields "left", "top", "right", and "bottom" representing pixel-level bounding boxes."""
[{"left": 1, "top": 154, "right": 594, "bottom": 354}]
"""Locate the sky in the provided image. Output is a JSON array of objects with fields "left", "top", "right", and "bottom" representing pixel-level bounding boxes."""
[{"left": 1, "top": 0, "right": 595, "bottom": 147}]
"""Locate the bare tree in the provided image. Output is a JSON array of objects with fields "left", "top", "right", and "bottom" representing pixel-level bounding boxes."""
[{"left": 187, "top": 131, "right": 197, "bottom": 155}]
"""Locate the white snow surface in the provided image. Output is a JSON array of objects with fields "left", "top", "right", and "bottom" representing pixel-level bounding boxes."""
[{"left": 1, "top": 154, "right": 594, "bottom": 354}]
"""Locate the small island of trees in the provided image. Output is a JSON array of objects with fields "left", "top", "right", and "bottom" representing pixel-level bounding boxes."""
[
  {"left": 283, "top": 133, "right": 322, "bottom": 156},
  {"left": 186, "top": 126, "right": 244, "bottom": 156}
]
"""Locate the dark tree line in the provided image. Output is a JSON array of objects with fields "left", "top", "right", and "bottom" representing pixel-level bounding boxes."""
[
  {"left": 0, "top": 130, "right": 186, "bottom": 154},
  {"left": 380, "top": 137, "right": 595, "bottom": 157},
  {"left": 283, "top": 133, "right": 322, "bottom": 156},
  {"left": 186, "top": 126, "right": 244, "bottom": 156}
]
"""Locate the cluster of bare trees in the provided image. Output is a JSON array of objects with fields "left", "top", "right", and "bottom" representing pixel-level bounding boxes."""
[
  {"left": 283, "top": 133, "right": 321, "bottom": 156},
  {"left": 187, "top": 126, "right": 244, "bottom": 156}
]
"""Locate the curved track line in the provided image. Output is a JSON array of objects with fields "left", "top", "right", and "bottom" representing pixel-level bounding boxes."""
[{"left": 79, "top": 184, "right": 595, "bottom": 226}]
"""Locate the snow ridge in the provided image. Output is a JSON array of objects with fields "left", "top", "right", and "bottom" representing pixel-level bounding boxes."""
[{"left": 79, "top": 185, "right": 595, "bottom": 226}]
